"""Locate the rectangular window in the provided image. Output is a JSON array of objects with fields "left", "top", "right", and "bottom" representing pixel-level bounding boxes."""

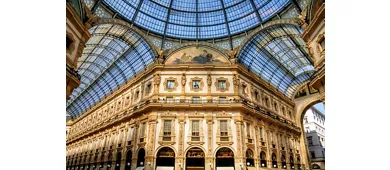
[
  {"left": 307, "top": 137, "right": 313, "bottom": 145},
  {"left": 146, "top": 84, "right": 151, "bottom": 94},
  {"left": 220, "top": 120, "right": 228, "bottom": 141},
  {"left": 163, "top": 120, "right": 171, "bottom": 141},
  {"left": 192, "top": 97, "right": 200, "bottom": 104},
  {"left": 246, "top": 123, "right": 251, "bottom": 138},
  {"left": 139, "top": 123, "right": 145, "bottom": 143},
  {"left": 242, "top": 84, "right": 247, "bottom": 94},
  {"left": 218, "top": 80, "right": 226, "bottom": 89},
  {"left": 192, "top": 80, "right": 200, "bottom": 89},
  {"left": 311, "top": 151, "right": 315, "bottom": 158},
  {"left": 135, "top": 91, "right": 139, "bottom": 100},
  {"left": 320, "top": 38, "right": 325, "bottom": 51},
  {"left": 192, "top": 120, "right": 200, "bottom": 141},
  {"left": 167, "top": 80, "right": 175, "bottom": 89}
]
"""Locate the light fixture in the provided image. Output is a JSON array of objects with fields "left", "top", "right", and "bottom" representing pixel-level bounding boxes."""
[
  {"left": 283, "top": 165, "right": 286, "bottom": 168},
  {"left": 246, "top": 162, "right": 250, "bottom": 166},
  {"left": 261, "top": 163, "right": 265, "bottom": 167},
  {"left": 273, "top": 164, "right": 276, "bottom": 167},
  {"left": 178, "top": 163, "right": 182, "bottom": 167},
  {"left": 117, "top": 163, "right": 120, "bottom": 166},
  {"left": 127, "top": 162, "right": 131, "bottom": 166},
  {"left": 292, "top": 166, "right": 294, "bottom": 168},
  {"left": 108, "top": 164, "right": 111, "bottom": 167},
  {"left": 209, "top": 163, "right": 212, "bottom": 167},
  {"left": 148, "top": 162, "right": 151, "bottom": 166},
  {"left": 140, "top": 162, "right": 144, "bottom": 166},
  {"left": 239, "top": 162, "right": 243, "bottom": 167}
]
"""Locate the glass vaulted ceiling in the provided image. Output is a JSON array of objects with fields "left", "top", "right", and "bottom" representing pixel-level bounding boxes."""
[
  {"left": 102, "top": 0, "right": 291, "bottom": 39},
  {"left": 66, "top": 24, "right": 155, "bottom": 117},
  {"left": 238, "top": 24, "right": 314, "bottom": 98}
]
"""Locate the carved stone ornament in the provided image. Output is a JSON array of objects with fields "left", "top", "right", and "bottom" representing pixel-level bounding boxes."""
[
  {"left": 154, "top": 74, "right": 161, "bottom": 85},
  {"left": 207, "top": 74, "right": 212, "bottom": 86},
  {"left": 181, "top": 73, "right": 186, "bottom": 86}
]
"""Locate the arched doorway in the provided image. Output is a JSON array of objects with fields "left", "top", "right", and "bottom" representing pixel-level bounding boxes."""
[
  {"left": 156, "top": 147, "right": 176, "bottom": 170},
  {"left": 289, "top": 156, "right": 294, "bottom": 169},
  {"left": 312, "top": 164, "right": 320, "bottom": 169},
  {"left": 115, "top": 152, "right": 122, "bottom": 170},
  {"left": 215, "top": 148, "right": 234, "bottom": 170},
  {"left": 245, "top": 149, "right": 254, "bottom": 167},
  {"left": 260, "top": 152, "right": 267, "bottom": 168},
  {"left": 281, "top": 155, "right": 287, "bottom": 169},
  {"left": 136, "top": 148, "right": 146, "bottom": 170},
  {"left": 271, "top": 153, "right": 277, "bottom": 168},
  {"left": 186, "top": 147, "right": 205, "bottom": 170},
  {"left": 107, "top": 152, "right": 113, "bottom": 169},
  {"left": 297, "top": 156, "right": 301, "bottom": 170},
  {"left": 125, "top": 150, "right": 132, "bottom": 170}
]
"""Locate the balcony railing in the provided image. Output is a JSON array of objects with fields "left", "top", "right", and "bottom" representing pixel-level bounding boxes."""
[{"left": 67, "top": 98, "right": 300, "bottom": 142}]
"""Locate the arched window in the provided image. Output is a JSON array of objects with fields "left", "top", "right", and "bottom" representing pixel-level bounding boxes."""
[
  {"left": 281, "top": 155, "right": 287, "bottom": 169},
  {"left": 115, "top": 152, "right": 122, "bottom": 170},
  {"left": 137, "top": 148, "right": 145, "bottom": 167},
  {"left": 272, "top": 153, "right": 277, "bottom": 168},
  {"left": 260, "top": 151, "right": 267, "bottom": 167},
  {"left": 156, "top": 147, "right": 175, "bottom": 167},
  {"left": 216, "top": 148, "right": 235, "bottom": 168},
  {"left": 125, "top": 150, "right": 132, "bottom": 170},
  {"left": 245, "top": 149, "right": 254, "bottom": 167},
  {"left": 312, "top": 164, "right": 321, "bottom": 169},
  {"left": 186, "top": 147, "right": 205, "bottom": 170}
]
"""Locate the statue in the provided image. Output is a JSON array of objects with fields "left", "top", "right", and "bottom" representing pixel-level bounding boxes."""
[
  {"left": 181, "top": 73, "right": 186, "bottom": 86},
  {"left": 156, "top": 49, "right": 167, "bottom": 64},
  {"left": 233, "top": 74, "right": 239, "bottom": 86},
  {"left": 297, "top": 8, "right": 308, "bottom": 30},
  {"left": 154, "top": 74, "right": 161, "bottom": 85},
  {"left": 207, "top": 74, "right": 212, "bottom": 86}
]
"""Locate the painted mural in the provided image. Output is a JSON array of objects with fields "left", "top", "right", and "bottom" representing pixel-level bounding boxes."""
[{"left": 165, "top": 47, "right": 229, "bottom": 64}]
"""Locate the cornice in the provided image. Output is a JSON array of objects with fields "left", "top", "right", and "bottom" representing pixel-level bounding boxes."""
[{"left": 301, "top": 3, "right": 325, "bottom": 41}]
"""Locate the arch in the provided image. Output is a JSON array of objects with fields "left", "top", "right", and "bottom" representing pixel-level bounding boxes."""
[
  {"left": 260, "top": 151, "right": 267, "bottom": 168},
  {"left": 289, "top": 155, "right": 295, "bottom": 169},
  {"left": 107, "top": 152, "right": 113, "bottom": 169},
  {"left": 271, "top": 153, "right": 278, "bottom": 168},
  {"left": 186, "top": 147, "right": 205, "bottom": 170},
  {"left": 154, "top": 145, "right": 178, "bottom": 158},
  {"left": 237, "top": 22, "right": 315, "bottom": 98},
  {"left": 96, "top": 19, "right": 159, "bottom": 56},
  {"left": 66, "top": 22, "right": 157, "bottom": 118},
  {"left": 115, "top": 152, "right": 122, "bottom": 170},
  {"left": 215, "top": 147, "right": 235, "bottom": 168},
  {"left": 213, "top": 145, "right": 237, "bottom": 157},
  {"left": 281, "top": 154, "right": 287, "bottom": 169},
  {"left": 125, "top": 150, "right": 133, "bottom": 170},
  {"left": 245, "top": 149, "right": 255, "bottom": 167},
  {"left": 165, "top": 42, "right": 230, "bottom": 61},
  {"left": 156, "top": 147, "right": 176, "bottom": 167},
  {"left": 136, "top": 148, "right": 146, "bottom": 167},
  {"left": 312, "top": 164, "right": 321, "bottom": 169}
]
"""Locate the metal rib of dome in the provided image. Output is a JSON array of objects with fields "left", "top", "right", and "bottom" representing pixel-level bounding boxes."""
[
  {"left": 67, "top": 23, "right": 156, "bottom": 117},
  {"left": 102, "top": 0, "right": 291, "bottom": 39}
]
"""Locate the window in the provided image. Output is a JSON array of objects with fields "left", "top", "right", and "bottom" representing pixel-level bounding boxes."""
[
  {"left": 166, "top": 80, "right": 175, "bottom": 89},
  {"left": 163, "top": 120, "right": 171, "bottom": 141},
  {"left": 307, "top": 137, "right": 313, "bottom": 145},
  {"left": 310, "top": 151, "right": 315, "bottom": 158},
  {"left": 304, "top": 118, "right": 308, "bottom": 123},
  {"left": 242, "top": 84, "right": 247, "bottom": 94},
  {"left": 134, "top": 90, "right": 139, "bottom": 100},
  {"left": 140, "top": 123, "right": 146, "bottom": 142},
  {"left": 66, "top": 36, "right": 72, "bottom": 50},
  {"left": 146, "top": 84, "right": 151, "bottom": 94},
  {"left": 192, "top": 97, "right": 200, "bottom": 104},
  {"left": 220, "top": 120, "right": 228, "bottom": 141},
  {"left": 192, "top": 120, "right": 200, "bottom": 141},
  {"left": 219, "top": 97, "right": 226, "bottom": 103},
  {"left": 305, "top": 127, "right": 310, "bottom": 133},
  {"left": 246, "top": 123, "right": 251, "bottom": 138},
  {"left": 218, "top": 80, "right": 226, "bottom": 89},
  {"left": 192, "top": 80, "right": 200, "bottom": 89},
  {"left": 254, "top": 91, "right": 259, "bottom": 101},
  {"left": 319, "top": 38, "right": 325, "bottom": 51}
]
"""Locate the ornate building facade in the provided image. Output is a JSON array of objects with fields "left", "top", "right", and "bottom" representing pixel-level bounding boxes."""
[{"left": 66, "top": 1, "right": 325, "bottom": 170}]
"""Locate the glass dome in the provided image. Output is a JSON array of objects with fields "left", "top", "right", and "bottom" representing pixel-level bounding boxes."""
[{"left": 102, "top": 0, "right": 291, "bottom": 39}]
